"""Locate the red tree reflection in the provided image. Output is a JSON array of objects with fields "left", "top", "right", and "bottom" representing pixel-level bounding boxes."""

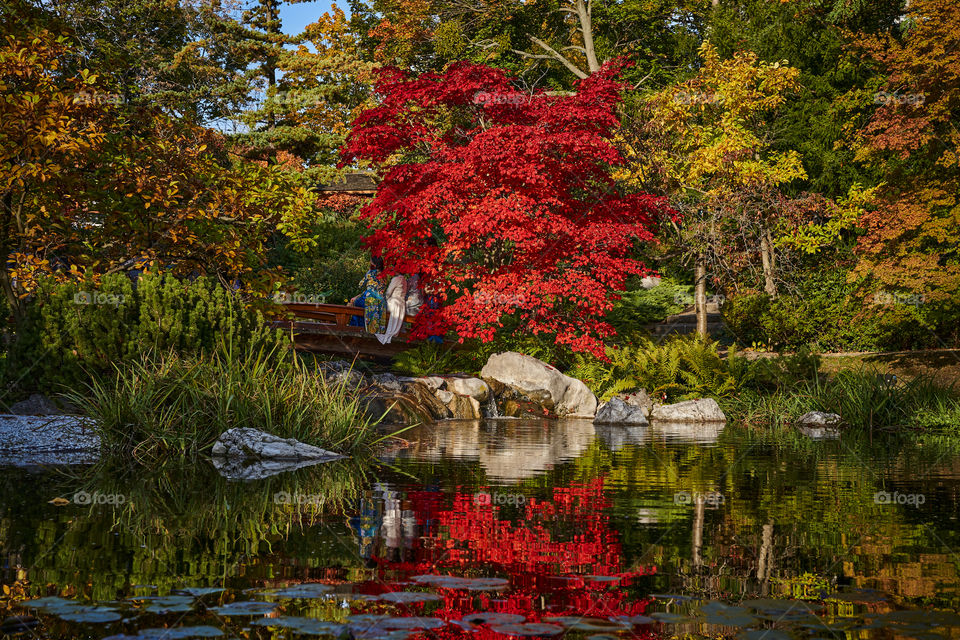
[{"left": 358, "top": 478, "right": 657, "bottom": 636}]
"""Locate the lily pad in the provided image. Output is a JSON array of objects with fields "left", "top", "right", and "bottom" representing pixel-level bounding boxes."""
[
  {"left": 650, "top": 612, "right": 690, "bottom": 623},
  {"left": 210, "top": 601, "right": 278, "bottom": 616},
  {"left": 57, "top": 607, "right": 123, "bottom": 624},
  {"left": 738, "top": 630, "right": 792, "bottom": 640},
  {"left": 379, "top": 617, "right": 447, "bottom": 630},
  {"left": 263, "top": 584, "right": 335, "bottom": 599},
  {"left": 20, "top": 597, "right": 81, "bottom": 613},
  {"left": 252, "top": 616, "right": 346, "bottom": 635},
  {"left": 608, "top": 615, "right": 654, "bottom": 626},
  {"left": 135, "top": 626, "right": 225, "bottom": 639},
  {"left": 136, "top": 596, "right": 195, "bottom": 614},
  {"left": 377, "top": 591, "right": 443, "bottom": 604},
  {"left": 544, "top": 617, "right": 630, "bottom": 632},
  {"left": 461, "top": 613, "right": 527, "bottom": 626},
  {"left": 173, "top": 588, "right": 225, "bottom": 598},
  {"left": 489, "top": 622, "right": 565, "bottom": 636}
]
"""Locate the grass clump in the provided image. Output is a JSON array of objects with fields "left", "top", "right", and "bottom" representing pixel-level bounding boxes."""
[
  {"left": 724, "top": 368, "right": 960, "bottom": 432},
  {"left": 67, "top": 342, "right": 377, "bottom": 464}
]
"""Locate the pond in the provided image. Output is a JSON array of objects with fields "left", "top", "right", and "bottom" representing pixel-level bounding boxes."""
[{"left": 2, "top": 419, "right": 960, "bottom": 639}]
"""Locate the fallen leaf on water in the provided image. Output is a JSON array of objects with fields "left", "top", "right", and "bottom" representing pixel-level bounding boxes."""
[{"left": 48, "top": 498, "right": 70, "bottom": 506}]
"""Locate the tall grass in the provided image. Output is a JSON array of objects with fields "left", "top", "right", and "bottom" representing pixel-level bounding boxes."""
[
  {"left": 723, "top": 367, "right": 960, "bottom": 432},
  {"left": 66, "top": 342, "right": 377, "bottom": 464}
]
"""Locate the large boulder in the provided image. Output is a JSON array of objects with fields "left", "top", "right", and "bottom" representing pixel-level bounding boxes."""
[
  {"left": 211, "top": 428, "right": 344, "bottom": 461},
  {"left": 480, "top": 352, "right": 597, "bottom": 418},
  {"left": 594, "top": 397, "right": 649, "bottom": 426},
  {"left": 650, "top": 398, "right": 726, "bottom": 423}
]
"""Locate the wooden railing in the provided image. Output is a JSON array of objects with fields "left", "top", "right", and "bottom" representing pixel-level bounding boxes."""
[{"left": 281, "top": 302, "right": 412, "bottom": 333}]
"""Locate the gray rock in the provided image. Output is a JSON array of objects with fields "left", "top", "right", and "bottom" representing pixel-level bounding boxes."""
[
  {"left": 650, "top": 398, "right": 726, "bottom": 423},
  {"left": 619, "top": 390, "right": 653, "bottom": 417},
  {"left": 8, "top": 394, "right": 63, "bottom": 416},
  {"left": 796, "top": 411, "right": 841, "bottom": 426},
  {"left": 594, "top": 397, "right": 649, "bottom": 426},
  {"left": 373, "top": 372, "right": 403, "bottom": 391},
  {"left": 211, "top": 428, "right": 344, "bottom": 461},
  {"left": 0, "top": 414, "right": 99, "bottom": 452},
  {"left": 319, "top": 361, "right": 366, "bottom": 388},
  {"left": 417, "top": 376, "right": 446, "bottom": 392},
  {"left": 480, "top": 352, "right": 597, "bottom": 417},
  {"left": 435, "top": 389, "right": 455, "bottom": 405},
  {"left": 445, "top": 377, "right": 491, "bottom": 402}
]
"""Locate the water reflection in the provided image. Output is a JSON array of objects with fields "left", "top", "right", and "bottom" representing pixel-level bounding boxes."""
[{"left": 2, "top": 420, "right": 960, "bottom": 639}]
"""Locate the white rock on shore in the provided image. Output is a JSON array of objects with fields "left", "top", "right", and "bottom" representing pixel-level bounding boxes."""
[
  {"left": 650, "top": 398, "right": 726, "bottom": 423},
  {"left": 211, "top": 427, "right": 344, "bottom": 461}
]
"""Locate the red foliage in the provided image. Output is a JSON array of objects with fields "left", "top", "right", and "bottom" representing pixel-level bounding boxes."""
[{"left": 341, "top": 61, "right": 669, "bottom": 356}]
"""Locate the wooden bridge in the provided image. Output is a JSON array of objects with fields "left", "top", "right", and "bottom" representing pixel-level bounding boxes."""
[{"left": 273, "top": 303, "right": 420, "bottom": 359}]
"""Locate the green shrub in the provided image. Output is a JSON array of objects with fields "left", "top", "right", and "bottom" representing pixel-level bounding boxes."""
[
  {"left": 268, "top": 216, "right": 368, "bottom": 305},
  {"left": 723, "top": 368, "right": 960, "bottom": 432},
  {"left": 607, "top": 277, "right": 693, "bottom": 332},
  {"left": 67, "top": 342, "right": 377, "bottom": 464},
  {"left": 392, "top": 342, "right": 470, "bottom": 377},
  {"left": 1, "top": 274, "right": 287, "bottom": 399}
]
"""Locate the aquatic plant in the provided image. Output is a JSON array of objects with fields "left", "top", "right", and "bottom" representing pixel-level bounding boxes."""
[{"left": 66, "top": 340, "right": 377, "bottom": 463}]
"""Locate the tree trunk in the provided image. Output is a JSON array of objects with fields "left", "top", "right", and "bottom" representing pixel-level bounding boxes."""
[
  {"left": 760, "top": 231, "right": 778, "bottom": 298},
  {"left": 575, "top": 0, "right": 601, "bottom": 73},
  {"left": 695, "top": 259, "right": 708, "bottom": 337}
]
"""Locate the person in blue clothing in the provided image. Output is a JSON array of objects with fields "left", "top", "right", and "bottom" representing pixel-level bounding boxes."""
[{"left": 349, "top": 256, "right": 386, "bottom": 330}]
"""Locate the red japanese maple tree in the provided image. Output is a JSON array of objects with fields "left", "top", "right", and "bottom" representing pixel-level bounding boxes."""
[{"left": 340, "top": 61, "right": 668, "bottom": 356}]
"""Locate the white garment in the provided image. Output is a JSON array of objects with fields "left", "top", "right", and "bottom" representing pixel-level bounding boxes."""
[
  {"left": 405, "top": 274, "right": 424, "bottom": 316},
  {"left": 376, "top": 275, "right": 408, "bottom": 344}
]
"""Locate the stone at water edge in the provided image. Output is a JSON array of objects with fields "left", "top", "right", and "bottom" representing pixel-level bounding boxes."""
[
  {"left": 594, "top": 398, "right": 649, "bottom": 426},
  {"left": 211, "top": 428, "right": 344, "bottom": 461},
  {"left": 445, "top": 377, "right": 491, "bottom": 402},
  {"left": 480, "top": 352, "right": 597, "bottom": 418},
  {"left": 796, "top": 411, "right": 841, "bottom": 426},
  {"left": 620, "top": 389, "right": 653, "bottom": 417},
  {"left": 650, "top": 398, "right": 726, "bottom": 423}
]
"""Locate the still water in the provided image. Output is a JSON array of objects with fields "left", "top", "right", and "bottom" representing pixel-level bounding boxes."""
[{"left": 2, "top": 419, "right": 960, "bottom": 639}]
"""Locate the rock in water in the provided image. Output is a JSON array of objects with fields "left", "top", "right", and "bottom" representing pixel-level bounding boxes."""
[
  {"left": 211, "top": 428, "right": 343, "bottom": 461},
  {"left": 650, "top": 398, "right": 726, "bottom": 423},
  {"left": 480, "top": 352, "right": 597, "bottom": 418},
  {"left": 796, "top": 411, "right": 841, "bottom": 426},
  {"left": 594, "top": 398, "right": 649, "bottom": 426},
  {"left": 445, "top": 377, "right": 491, "bottom": 402}
]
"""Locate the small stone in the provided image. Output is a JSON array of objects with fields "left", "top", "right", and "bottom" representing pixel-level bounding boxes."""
[
  {"left": 594, "top": 398, "right": 649, "bottom": 426},
  {"left": 796, "top": 411, "right": 841, "bottom": 426}
]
